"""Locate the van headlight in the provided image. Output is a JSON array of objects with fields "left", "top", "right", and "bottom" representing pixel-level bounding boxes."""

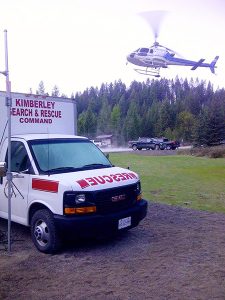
[
  {"left": 63, "top": 192, "right": 96, "bottom": 215},
  {"left": 75, "top": 194, "right": 86, "bottom": 204}
]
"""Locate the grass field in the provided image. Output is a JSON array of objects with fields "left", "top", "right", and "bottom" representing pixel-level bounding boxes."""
[{"left": 109, "top": 153, "right": 225, "bottom": 213}]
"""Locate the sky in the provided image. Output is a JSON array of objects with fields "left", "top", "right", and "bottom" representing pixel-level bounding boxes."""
[{"left": 0, "top": 0, "right": 225, "bottom": 96}]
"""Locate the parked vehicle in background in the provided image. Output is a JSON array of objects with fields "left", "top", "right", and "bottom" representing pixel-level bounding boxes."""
[
  {"left": 129, "top": 137, "right": 157, "bottom": 151},
  {"left": 156, "top": 138, "right": 180, "bottom": 150},
  {"left": 128, "top": 137, "right": 180, "bottom": 151}
]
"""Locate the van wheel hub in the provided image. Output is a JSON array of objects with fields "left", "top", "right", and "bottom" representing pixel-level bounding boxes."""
[{"left": 34, "top": 220, "right": 49, "bottom": 246}]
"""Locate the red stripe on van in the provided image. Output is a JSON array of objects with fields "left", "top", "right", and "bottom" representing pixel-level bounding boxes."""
[{"left": 32, "top": 178, "right": 59, "bottom": 193}]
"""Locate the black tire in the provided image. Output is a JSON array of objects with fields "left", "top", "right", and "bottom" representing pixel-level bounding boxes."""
[
  {"left": 166, "top": 145, "right": 171, "bottom": 150},
  {"left": 132, "top": 145, "right": 137, "bottom": 151},
  {"left": 31, "top": 209, "right": 61, "bottom": 254},
  {"left": 160, "top": 144, "right": 165, "bottom": 150}
]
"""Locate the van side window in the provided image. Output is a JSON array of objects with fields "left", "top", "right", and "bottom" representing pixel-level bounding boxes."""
[{"left": 5, "top": 141, "right": 33, "bottom": 173}]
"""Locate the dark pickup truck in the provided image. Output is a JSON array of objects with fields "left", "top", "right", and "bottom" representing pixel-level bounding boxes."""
[
  {"left": 156, "top": 138, "right": 180, "bottom": 150},
  {"left": 128, "top": 137, "right": 157, "bottom": 151},
  {"left": 128, "top": 137, "right": 180, "bottom": 151}
]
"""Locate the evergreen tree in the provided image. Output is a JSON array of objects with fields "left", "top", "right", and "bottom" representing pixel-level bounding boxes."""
[
  {"left": 123, "top": 101, "right": 141, "bottom": 141},
  {"left": 193, "top": 108, "right": 209, "bottom": 146},
  {"left": 111, "top": 105, "right": 121, "bottom": 134},
  {"left": 141, "top": 108, "right": 155, "bottom": 137},
  {"left": 207, "top": 99, "right": 225, "bottom": 145},
  {"left": 51, "top": 85, "right": 60, "bottom": 97},
  {"left": 77, "top": 111, "right": 86, "bottom": 136},
  {"left": 159, "top": 100, "right": 175, "bottom": 135},
  {"left": 111, "top": 104, "right": 122, "bottom": 145},
  {"left": 97, "top": 99, "right": 111, "bottom": 134},
  {"left": 83, "top": 107, "right": 97, "bottom": 138},
  {"left": 149, "top": 101, "right": 161, "bottom": 137},
  {"left": 176, "top": 111, "right": 196, "bottom": 142},
  {"left": 36, "top": 81, "right": 47, "bottom": 95}
]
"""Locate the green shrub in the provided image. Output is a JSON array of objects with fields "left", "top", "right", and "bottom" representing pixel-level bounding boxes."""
[{"left": 177, "top": 145, "right": 225, "bottom": 158}]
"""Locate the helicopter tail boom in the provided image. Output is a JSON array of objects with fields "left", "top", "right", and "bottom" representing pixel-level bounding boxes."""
[
  {"left": 190, "top": 56, "right": 219, "bottom": 73},
  {"left": 191, "top": 59, "right": 205, "bottom": 71}
]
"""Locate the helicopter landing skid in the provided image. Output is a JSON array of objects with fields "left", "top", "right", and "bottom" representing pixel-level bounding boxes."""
[{"left": 134, "top": 67, "right": 160, "bottom": 77}]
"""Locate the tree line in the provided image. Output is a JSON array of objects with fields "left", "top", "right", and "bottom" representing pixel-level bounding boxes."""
[
  {"left": 73, "top": 77, "right": 225, "bottom": 146},
  {"left": 23, "top": 78, "right": 225, "bottom": 146}
]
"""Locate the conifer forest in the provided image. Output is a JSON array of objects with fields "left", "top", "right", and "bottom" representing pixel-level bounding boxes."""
[{"left": 74, "top": 77, "right": 225, "bottom": 146}]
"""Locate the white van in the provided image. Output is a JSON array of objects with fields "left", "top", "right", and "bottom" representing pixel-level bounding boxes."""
[{"left": 0, "top": 91, "right": 148, "bottom": 253}]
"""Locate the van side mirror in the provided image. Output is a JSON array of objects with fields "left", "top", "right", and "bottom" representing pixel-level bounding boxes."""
[{"left": 0, "top": 162, "right": 7, "bottom": 177}]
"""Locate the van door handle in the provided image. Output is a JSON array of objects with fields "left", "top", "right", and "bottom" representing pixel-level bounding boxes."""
[{"left": 13, "top": 174, "right": 24, "bottom": 179}]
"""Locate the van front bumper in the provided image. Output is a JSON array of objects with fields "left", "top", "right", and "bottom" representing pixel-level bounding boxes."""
[{"left": 54, "top": 199, "right": 148, "bottom": 238}]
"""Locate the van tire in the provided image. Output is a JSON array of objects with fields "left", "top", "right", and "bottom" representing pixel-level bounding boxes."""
[{"left": 31, "top": 209, "right": 61, "bottom": 254}]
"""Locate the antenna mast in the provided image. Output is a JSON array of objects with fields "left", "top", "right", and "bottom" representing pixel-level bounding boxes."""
[{"left": 0, "top": 30, "right": 12, "bottom": 252}]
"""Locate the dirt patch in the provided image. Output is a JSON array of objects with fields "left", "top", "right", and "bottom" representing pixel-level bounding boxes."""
[{"left": 1, "top": 203, "right": 225, "bottom": 300}]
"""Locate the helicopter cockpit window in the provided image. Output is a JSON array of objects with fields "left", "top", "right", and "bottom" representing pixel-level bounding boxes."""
[
  {"left": 150, "top": 49, "right": 153, "bottom": 54},
  {"left": 139, "top": 48, "right": 149, "bottom": 53}
]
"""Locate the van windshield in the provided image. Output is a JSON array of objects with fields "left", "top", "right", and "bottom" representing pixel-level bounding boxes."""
[{"left": 28, "top": 138, "right": 112, "bottom": 174}]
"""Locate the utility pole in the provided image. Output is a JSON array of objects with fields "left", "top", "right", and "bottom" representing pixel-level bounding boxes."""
[{"left": 0, "top": 30, "right": 12, "bottom": 252}]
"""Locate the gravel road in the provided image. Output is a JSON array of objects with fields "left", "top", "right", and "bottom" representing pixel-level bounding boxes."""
[{"left": 1, "top": 202, "right": 225, "bottom": 300}]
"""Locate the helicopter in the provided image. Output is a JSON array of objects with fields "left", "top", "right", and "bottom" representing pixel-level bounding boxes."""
[{"left": 126, "top": 11, "right": 219, "bottom": 77}]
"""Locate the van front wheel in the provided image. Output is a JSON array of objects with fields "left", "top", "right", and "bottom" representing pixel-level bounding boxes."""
[{"left": 31, "top": 209, "right": 61, "bottom": 254}]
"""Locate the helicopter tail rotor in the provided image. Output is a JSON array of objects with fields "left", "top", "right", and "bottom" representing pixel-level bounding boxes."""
[{"left": 209, "top": 56, "right": 219, "bottom": 74}]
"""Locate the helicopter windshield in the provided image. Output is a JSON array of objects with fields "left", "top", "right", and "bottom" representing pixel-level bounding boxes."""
[{"left": 139, "top": 48, "right": 149, "bottom": 53}]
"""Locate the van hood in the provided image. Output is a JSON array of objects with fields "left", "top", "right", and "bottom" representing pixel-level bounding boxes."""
[{"left": 34, "top": 166, "right": 139, "bottom": 192}]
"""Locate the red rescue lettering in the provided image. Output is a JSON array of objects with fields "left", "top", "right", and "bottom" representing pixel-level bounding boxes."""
[
  {"left": 76, "top": 172, "right": 138, "bottom": 189},
  {"left": 40, "top": 110, "right": 62, "bottom": 118},
  {"left": 86, "top": 177, "right": 98, "bottom": 186},
  {"left": 110, "top": 174, "right": 120, "bottom": 182},
  {"left": 117, "top": 173, "right": 126, "bottom": 181},
  {"left": 93, "top": 176, "right": 106, "bottom": 184},
  {"left": 102, "top": 175, "right": 113, "bottom": 183}
]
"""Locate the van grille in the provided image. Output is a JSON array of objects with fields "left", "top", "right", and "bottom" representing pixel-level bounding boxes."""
[{"left": 92, "top": 183, "right": 137, "bottom": 214}]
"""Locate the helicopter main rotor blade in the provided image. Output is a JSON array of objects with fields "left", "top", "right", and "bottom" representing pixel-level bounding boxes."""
[
  {"left": 138, "top": 10, "right": 167, "bottom": 42},
  {"left": 157, "top": 43, "right": 175, "bottom": 53},
  {"left": 157, "top": 43, "right": 183, "bottom": 57}
]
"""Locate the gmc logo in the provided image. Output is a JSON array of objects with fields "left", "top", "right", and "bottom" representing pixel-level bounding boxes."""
[{"left": 111, "top": 194, "right": 126, "bottom": 202}]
